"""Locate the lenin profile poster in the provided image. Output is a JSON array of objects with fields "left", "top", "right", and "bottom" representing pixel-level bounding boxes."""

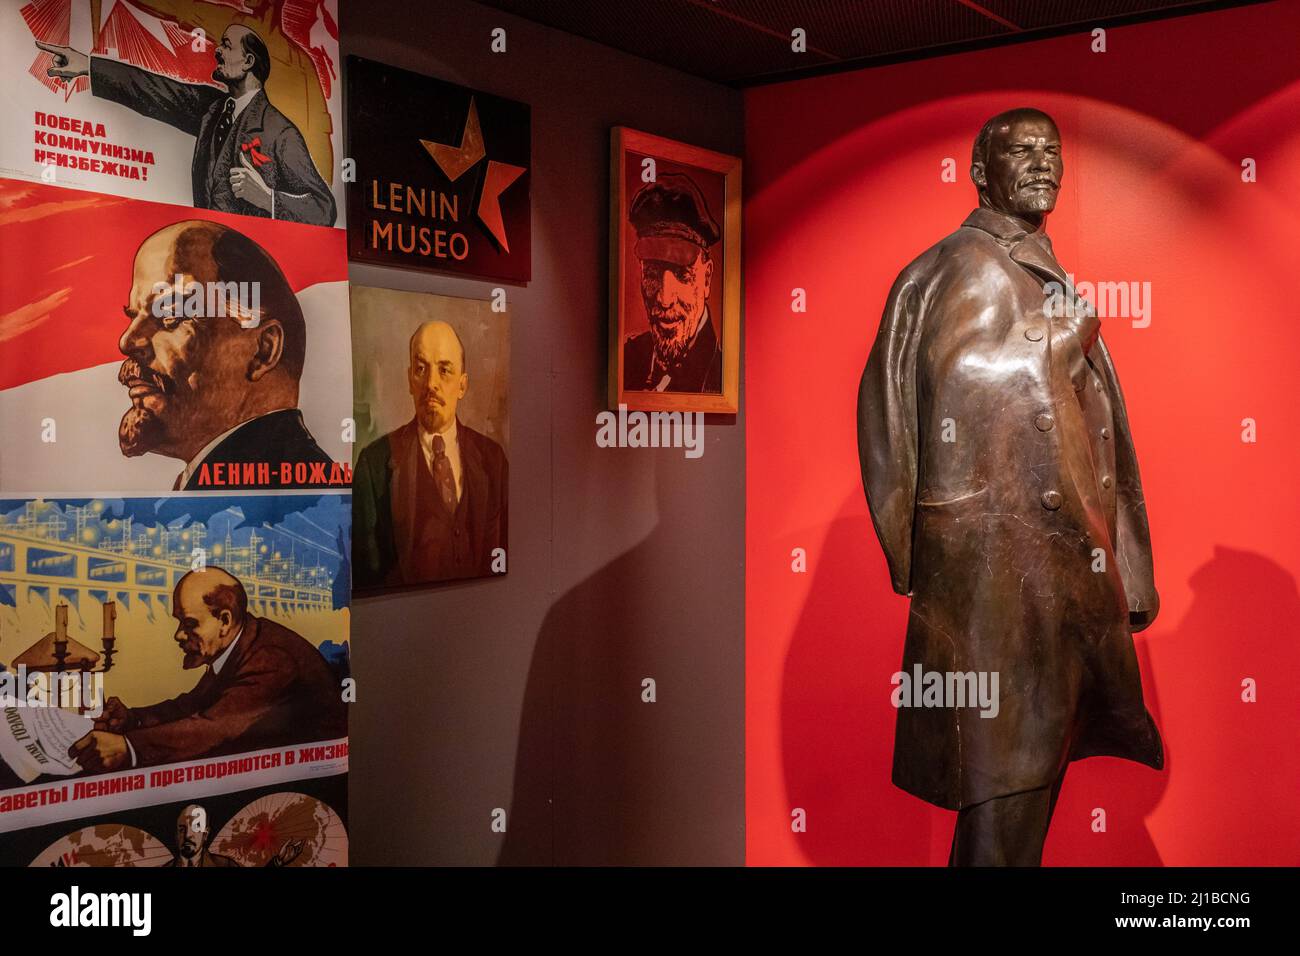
[
  {"left": 0, "top": 178, "right": 353, "bottom": 494},
  {"left": 350, "top": 286, "right": 509, "bottom": 591},
  {"left": 0, "top": 493, "right": 351, "bottom": 865},
  {"left": 345, "top": 55, "right": 531, "bottom": 281},
  {"left": 0, "top": 0, "right": 344, "bottom": 227}
]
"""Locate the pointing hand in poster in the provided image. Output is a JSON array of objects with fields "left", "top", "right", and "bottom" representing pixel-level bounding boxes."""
[
  {"left": 34, "top": 41, "right": 89, "bottom": 80},
  {"left": 231, "top": 151, "right": 273, "bottom": 212},
  {"left": 30, "top": 26, "right": 338, "bottom": 225}
]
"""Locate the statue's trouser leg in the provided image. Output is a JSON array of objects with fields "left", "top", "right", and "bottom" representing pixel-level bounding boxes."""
[{"left": 947, "top": 765, "right": 1069, "bottom": 866}]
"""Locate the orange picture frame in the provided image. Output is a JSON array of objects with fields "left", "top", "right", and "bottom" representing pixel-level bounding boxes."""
[{"left": 609, "top": 127, "right": 741, "bottom": 413}]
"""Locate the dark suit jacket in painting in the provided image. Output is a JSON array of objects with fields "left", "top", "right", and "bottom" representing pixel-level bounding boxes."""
[
  {"left": 352, "top": 418, "right": 508, "bottom": 589},
  {"left": 125, "top": 615, "right": 347, "bottom": 767},
  {"left": 624, "top": 311, "right": 723, "bottom": 393},
  {"left": 89, "top": 57, "right": 336, "bottom": 225},
  {"left": 182, "top": 409, "right": 336, "bottom": 491}
]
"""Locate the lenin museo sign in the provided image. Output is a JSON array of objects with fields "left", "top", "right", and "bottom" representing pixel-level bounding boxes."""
[{"left": 346, "top": 56, "right": 531, "bottom": 282}]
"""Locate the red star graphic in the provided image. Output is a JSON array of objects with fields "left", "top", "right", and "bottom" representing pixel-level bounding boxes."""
[
  {"left": 250, "top": 818, "right": 278, "bottom": 852},
  {"left": 420, "top": 98, "right": 485, "bottom": 182},
  {"left": 419, "top": 97, "right": 526, "bottom": 253},
  {"left": 477, "top": 160, "right": 526, "bottom": 252}
]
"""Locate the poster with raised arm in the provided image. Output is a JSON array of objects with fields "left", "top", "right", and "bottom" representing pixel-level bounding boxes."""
[{"left": 1, "top": 0, "right": 343, "bottom": 227}]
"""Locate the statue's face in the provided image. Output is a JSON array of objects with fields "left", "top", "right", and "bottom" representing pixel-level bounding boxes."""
[{"left": 978, "top": 116, "right": 1062, "bottom": 219}]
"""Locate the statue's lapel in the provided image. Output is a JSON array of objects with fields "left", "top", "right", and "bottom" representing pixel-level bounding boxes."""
[{"left": 1010, "top": 235, "right": 1069, "bottom": 287}]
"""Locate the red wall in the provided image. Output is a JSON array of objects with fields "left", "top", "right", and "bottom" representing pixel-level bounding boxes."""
[{"left": 744, "top": 0, "right": 1300, "bottom": 866}]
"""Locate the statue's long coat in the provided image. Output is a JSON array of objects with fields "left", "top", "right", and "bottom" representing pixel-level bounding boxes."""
[{"left": 857, "top": 207, "right": 1164, "bottom": 810}]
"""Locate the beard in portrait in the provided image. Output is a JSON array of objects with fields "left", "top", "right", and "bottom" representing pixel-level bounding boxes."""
[{"left": 622, "top": 173, "right": 723, "bottom": 394}]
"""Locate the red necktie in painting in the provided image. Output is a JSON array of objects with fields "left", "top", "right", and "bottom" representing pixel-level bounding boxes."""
[{"left": 431, "top": 434, "right": 458, "bottom": 511}]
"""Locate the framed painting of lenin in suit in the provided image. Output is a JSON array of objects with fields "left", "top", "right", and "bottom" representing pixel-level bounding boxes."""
[
  {"left": 350, "top": 287, "right": 509, "bottom": 593},
  {"left": 609, "top": 128, "right": 740, "bottom": 414}
]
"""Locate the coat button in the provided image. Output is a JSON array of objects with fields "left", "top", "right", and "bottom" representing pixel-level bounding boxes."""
[
  {"left": 1024, "top": 327, "right": 1044, "bottom": 342},
  {"left": 1101, "top": 427, "right": 1111, "bottom": 439},
  {"left": 1041, "top": 490, "right": 1063, "bottom": 510},
  {"left": 1034, "top": 414, "right": 1055, "bottom": 431},
  {"left": 1101, "top": 475, "right": 1113, "bottom": 489},
  {"left": 1094, "top": 379, "right": 1103, "bottom": 392}
]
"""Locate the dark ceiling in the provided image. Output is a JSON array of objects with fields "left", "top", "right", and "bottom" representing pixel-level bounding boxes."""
[{"left": 472, "top": 0, "right": 1268, "bottom": 85}]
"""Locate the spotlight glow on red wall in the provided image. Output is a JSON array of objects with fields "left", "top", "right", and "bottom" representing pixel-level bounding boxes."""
[{"left": 744, "top": 0, "right": 1300, "bottom": 867}]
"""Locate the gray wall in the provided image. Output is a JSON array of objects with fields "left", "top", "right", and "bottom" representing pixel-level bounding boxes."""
[{"left": 343, "top": 0, "right": 745, "bottom": 865}]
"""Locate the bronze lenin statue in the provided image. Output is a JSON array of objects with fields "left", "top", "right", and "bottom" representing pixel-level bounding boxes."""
[{"left": 857, "top": 108, "right": 1163, "bottom": 866}]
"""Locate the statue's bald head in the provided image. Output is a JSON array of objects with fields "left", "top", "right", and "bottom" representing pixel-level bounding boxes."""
[
  {"left": 971, "top": 108, "right": 1058, "bottom": 170},
  {"left": 171, "top": 566, "right": 247, "bottom": 669},
  {"left": 408, "top": 321, "right": 468, "bottom": 434}
]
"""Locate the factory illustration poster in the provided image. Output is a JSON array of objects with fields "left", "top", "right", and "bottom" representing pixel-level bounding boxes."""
[
  {"left": 0, "top": 494, "right": 351, "bottom": 865},
  {"left": 0, "top": 0, "right": 344, "bottom": 227},
  {"left": 0, "top": 178, "right": 352, "bottom": 494}
]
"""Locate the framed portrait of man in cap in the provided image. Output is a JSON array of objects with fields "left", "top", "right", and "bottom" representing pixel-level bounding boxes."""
[{"left": 609, "top": 128, "right": 740, "bottom": 414}]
